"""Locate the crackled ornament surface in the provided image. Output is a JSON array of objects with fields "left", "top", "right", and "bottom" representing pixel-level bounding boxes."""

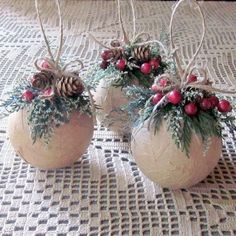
[
  {"left": 94, "top": 78, "right": 130, "bottom": 135},
  {"left": 7, "top": 109, "right": 94, "bottom": 170},
  {"left": 131, "top": 121, "right": 222, "bottom": 190}
]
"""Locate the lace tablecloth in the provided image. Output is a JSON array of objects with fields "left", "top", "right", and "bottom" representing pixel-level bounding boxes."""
[{"left": 0, "top": 1, "right": 236, "bottom": 235}]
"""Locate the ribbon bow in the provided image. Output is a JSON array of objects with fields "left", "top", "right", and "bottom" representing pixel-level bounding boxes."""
[
  {"left": 147, "top": 0, "right": 236, "bottom": 127},
  {"left": 34, "top": 0, "right": 96, "bottom": 118}
]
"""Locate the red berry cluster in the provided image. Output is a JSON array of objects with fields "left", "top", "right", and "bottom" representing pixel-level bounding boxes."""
[
  {"left": 150, "top": 74, "right": 232, "bottom": 116},
  {"left": 100, "top": 49, "right": 162, "bottom": 75},
  {"left": 140, "top": 57, "right": 161, "bottom": 75},
  {"left": 100, "top": 49, "right": 127, "bottom": 71},
  {"left": 184, "top": 97, "right": 232, "bottom": 116},
  {"left": 21, "top": 88, "right": 53, "bottom": 102},
  {"left": 100, "top": 49, "right": 125, "bottom": 70},
  {"left": 151, "top": 77, "right": 171, "bottom": 105},
  {"left": 100, "top": 50, "right": 113, "bottom": 69}
]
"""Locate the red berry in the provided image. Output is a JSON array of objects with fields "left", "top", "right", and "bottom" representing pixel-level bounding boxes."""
[
  {"left": 22, "top": 90, "right": 34, "bottom": 102},
  {"left": 149, "top": 58, "right": 160, "bottom": 70},
  {"left": 140, "top": 63, "right": 152, "bottom": 74},
  {"left": 184, "top": 102, "right": 198, "bottom": 116},
  {"left": 116, "top": 59, "right": 126, "bottom": 71},
  {"left": 151, "top": 84, "right": 160, "bottom": 93},
  {"left": 43, "top": 88, "right": 54, "bottom": 97},
  {"left": 200, "top": 98, "right": 212, "bottom": 110},
  {"left": 152, "top": 93, "right": 163, "bottom": 105},
  {"left": 41, "top": 61, "right": 50, "bottom": 69},
  {"left": 187, "top": 74, "right": 197, "bottom": 83},
  {"left": 100, "top": 60, "right": 109, "bottom": 69},
  {"left": 168, "top": 89, "right": 182, "bottom": 105},
  {"left": 217, "top": 99, "right": 232, "bottom": 113},
  {"left": 159, "top": 78, "right": 168, "bottom": 87},
  {"left": 209, "top": 96, "right": 219, "bottom": 108},
  {"left": 101, "top": 50, "right": 112, "bottom": 61}
]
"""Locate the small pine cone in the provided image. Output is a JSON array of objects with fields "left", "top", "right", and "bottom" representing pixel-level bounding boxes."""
[
  {"left": 111, "top": 48, "right": 123, "bottom": 60},
  {"left": 31, "top": 70, "right": 54, "bottom": 90},
  {"left": 56, "top": 76, "right": 84, "bottom": 97},
  {"left": 131, "top": 46, "right": 151, "bottom": 62}
]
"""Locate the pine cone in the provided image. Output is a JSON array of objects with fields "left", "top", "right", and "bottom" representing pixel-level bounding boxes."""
[
  {"left": 111, "top": 48, "right": 123, "bottom": 60},
  {"left": 56, "top": 76, "right": 84, "bottom": 97},
  {"left": 31, "top": 70, "right": 54, "bottom": 90},
  {"left": 131, "top": 46, "right": 151, "bottom": 62}
]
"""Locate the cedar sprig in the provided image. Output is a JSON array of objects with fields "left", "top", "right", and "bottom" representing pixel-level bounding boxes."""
[
  {"left": 125, "top": 85, "right": 235, "bottom": 156},
  {"left": 1, "top": 79, "right": 92, "bottom": 144},
  {"left": 123, "top": 85, "right": 153, "bottom": 124},
  {"left": 85, "top": 64, "right": 122, "bottom": 89},
  {"left": 87, "top": 41, "right": 170, "bottom": 89}
]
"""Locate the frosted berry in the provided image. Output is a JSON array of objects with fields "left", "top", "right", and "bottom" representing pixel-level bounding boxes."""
[
  {"left": 209, "top": 96, "right": 219, "bottom": 108},
  {"left": 100, "top": 60, "right": 109, "bottom": 69},
  {"left": 101, "top": 50, "right": 112, "bottom": 61},
  {"left": 41, "top": 60, "right": 50, "bottom": 69},
  {"left": 152, "top": 93, "right": 163, "bottom": 105},
  {"left": 168, "top": 89, "right": 182, "bottom": 105},
  {"left": 187, "top": 74, "right": 197, "bottom": 83},
  {"left": 116, "top": 59, "right": 126, "bottom": 71},
  {"left": 217, "top": 99, "right": 232, "bottom": 113},
  {"left": 22, "top": 90, "right": 34, "bottom": 102},
  {"left": 159, "top": 78, "right": 168, "bottom": 87},
  {"left": 184, "top": 102, "right": 198, "bottom": 116},
  {"left": 43, "top": 88, "right": 54, "bottom": 97},
  {"left": 140, "top": 63, "right": 152, "bottom": 74},
  {"left": 200, "top": 98, "right": 212, "bottom": 110},
  {"left": 151, "top": 84, "right": 160, "bottom": 93},
  {"left": 149, "top": 58, "right": 160, "bottom": 70}
]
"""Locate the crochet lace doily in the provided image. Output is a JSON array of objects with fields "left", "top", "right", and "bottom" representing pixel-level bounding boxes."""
[{"left": 0, "top": 1, "right": 236, "bottom": 235}]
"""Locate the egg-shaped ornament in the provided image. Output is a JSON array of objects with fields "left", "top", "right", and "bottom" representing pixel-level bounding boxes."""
[
  {"left": 127, "top": 0, "right": 236, "bottom": 189},
  {"left": 1, "top": 0, "right": 95, "bottom": 170},
  {"left": 86, "top": 0, "right": 169, "bottom": 135}
]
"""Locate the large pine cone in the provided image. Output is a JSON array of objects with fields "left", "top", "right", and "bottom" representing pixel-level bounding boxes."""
[
  {"left": 56, "top": 76, "right": 84, "bottom": 97},
  {"left": 31, "top": 70, "right": 54, "bottom": 90},
  {"left": 131, "top": 46, "right": 151, "bottom": 62}
]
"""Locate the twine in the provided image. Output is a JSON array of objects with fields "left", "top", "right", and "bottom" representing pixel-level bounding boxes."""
[
  {"left": 34, "top": 0, "right": 96, "bottom": 121},
  {"left": 35, "top": 0, "right": 55, "bottom": 63},
  {"left": 89, "top": 0, "right": 168, "bottom": 56},
  {"left": 167, "top": 0, "right": 236, "bottom": 96},
  {"left": 147, "top": 0, "right": 236, "bottom": 129}
]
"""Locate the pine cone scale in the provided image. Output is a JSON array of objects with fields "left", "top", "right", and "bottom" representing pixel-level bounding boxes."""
[
  {"left": 131, "top": 46, "right": 151, "bottom": 62},
  {"left": 56, "top": 76, "right": 84, "bottom": 97}
]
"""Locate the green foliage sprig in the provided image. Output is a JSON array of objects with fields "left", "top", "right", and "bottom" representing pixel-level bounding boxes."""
[
  {"left": 85, "top": 42, "right": 169, "bottom": 90},
  {"left": 124, "top": 85, "right": 235, "bottom": 156},
  {"left": 1, "top": 79, "right": 92, "bottom": 144}
]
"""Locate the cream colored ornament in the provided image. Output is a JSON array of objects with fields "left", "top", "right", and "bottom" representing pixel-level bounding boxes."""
[
  {"left": 4, "top": 0, "right": 96, "bottom": 170},
  {"left": 130, "top": 0, "right": 235, "bottom": 190},
  {"left": 7, "top": 109, "right": 94, "bottom": 170},
  {"left": 90, "top": 0, "right": 164, "bottom": 136},
  {"left": 131, "top": 120, "right": 222, "bottom": 190},
  {"left": 93, "top": 78, "right": 130, "bottom": 135}
]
